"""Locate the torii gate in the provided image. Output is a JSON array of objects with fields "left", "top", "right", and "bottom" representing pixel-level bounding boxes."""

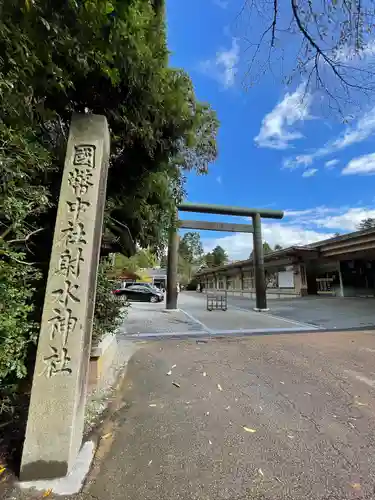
[{"left": 166, "top": 202, "right": 284, "bottom": 312}]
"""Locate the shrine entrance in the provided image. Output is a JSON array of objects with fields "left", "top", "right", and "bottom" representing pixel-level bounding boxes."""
[{"left": 166, "top": 203, "right": 284, "bottom": 312}]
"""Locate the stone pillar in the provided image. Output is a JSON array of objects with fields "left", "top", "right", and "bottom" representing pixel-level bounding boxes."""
[
  {"left": 20, "top": 114, "right": 110, "bottom": 481},
  {"left": 166, "top": 227, "right": 179, "bottom": 309},
  {"left": 252, "top": 213, "right": 268, "bottom": 311}
]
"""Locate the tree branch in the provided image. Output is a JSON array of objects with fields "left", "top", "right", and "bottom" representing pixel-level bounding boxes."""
[
  {"left": 271, "top": 0, "right": 278, "bottom": 47},
  {"left": 0, "top": 249, "right": 36, "bottom": 266},
  {"left": 7, "top": 227, "right": 44, "bottom": 245},
  {"left": 290, "top": 0, "right": 372, "bottom": 92}
]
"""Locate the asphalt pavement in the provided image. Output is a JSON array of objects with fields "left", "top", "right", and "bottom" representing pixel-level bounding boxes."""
[
  {"left": 225, "top": 294, "right": 375, "bottom": 330},
  {"left": 120, "top": 293, "right": 317, "bottom": 338},
  {"left": 70, "top": 330, "right": 375, "bottom": 500}
]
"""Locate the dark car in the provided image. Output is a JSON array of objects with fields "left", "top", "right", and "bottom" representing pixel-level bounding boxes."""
[{"left": 112, "top": 284, "right": 163, "bottom": 303}]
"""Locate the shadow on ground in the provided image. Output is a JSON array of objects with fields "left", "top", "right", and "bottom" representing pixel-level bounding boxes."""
[{"left": 76, "top": 331, "right": 375, "bottom": 500}]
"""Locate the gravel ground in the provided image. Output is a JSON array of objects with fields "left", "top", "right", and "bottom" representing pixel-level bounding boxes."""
[{"left": 60, "top": 329, "right": 375, "bottom": 500}]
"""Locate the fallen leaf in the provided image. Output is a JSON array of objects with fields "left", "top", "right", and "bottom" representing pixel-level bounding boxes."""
[
  {"left": 102, "top": 432, "right": 112, "bottom": 440},
  {"left": 280, "top": 381, "right": 285, "bottom": 385},
  {"left": 287, "top": 435, "right": 294, "bottom": 439},
  {"left": 0, "top": 467, "right": 5, "bottom": 476},
  {"left": 305, "top": 392, "right": 311, "bottom": 396},
  {"left": 356, "top": 401, "right": 368, "bottom": 407},
  {"left": 258, "top": 468, "right": 264, "bottom": 477},
  {"left": 172, "top": 382, "right": 180, "bottom": 388},
  {"left": 351, "top": 483, "right": 361, "bottom": 490},
  {"left": 205, "top": 411, "right": 210, "bottom": 416},
  {"left": 171, "top": 364, "right": 177, "bottom": 369},
  {"left": 203, "top": 372, "right": 207, "bottom": 377},
  {"left": 217, "top": 384, "right": 223, "bottom": 391},
  {"left": 166, "top": 370, "right": 172, "bottom": 376},
  {"left": 225, "top": 406, "right": 231, "bottom": 410},
  {"left": 209, "top": 439, "right": 212, "bottom": 445},
  {"left": 348, "top": 422, "right": 355, "bottom": 429},
  {"left": 149, "top": 404, "right": 157, "bottom": 407},
  {"left": 42, "top": 489, "right": 53, "bottom": 497},
  {"left": 243, "top": 426, "right": 256, "bottom": 433},
  {"left": 148, "top": 460, "right": 153, "bottom": 466}
]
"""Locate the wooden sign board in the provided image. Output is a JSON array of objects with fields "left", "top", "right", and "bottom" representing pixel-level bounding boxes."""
[{"left": 179, "top": 220, "right": 253, "bottom": 233}]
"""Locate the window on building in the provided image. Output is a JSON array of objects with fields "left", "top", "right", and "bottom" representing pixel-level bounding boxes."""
[{"left": 243, "top": 277, "right": 254, "bottom": 290}]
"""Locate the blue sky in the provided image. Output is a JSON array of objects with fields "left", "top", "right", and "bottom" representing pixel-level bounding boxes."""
[{"left": 166, "top": 0, "right": 375, "bottom": 260}]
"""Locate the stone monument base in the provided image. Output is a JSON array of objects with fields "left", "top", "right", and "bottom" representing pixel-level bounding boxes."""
[
  {"left": 18, "top": 440, "right": 95, "bottom": 495},
  {"left": 89, "top": 333, "right": 118, "bottom": 392}
]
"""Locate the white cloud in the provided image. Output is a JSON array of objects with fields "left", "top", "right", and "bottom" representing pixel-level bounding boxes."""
[
  {"left": 200, "top": 38, "right": 239, "bottom": 88},
  {"left": 325, "top": 159, "right": 339, "bottom": 168},
  {"left": 283, "top": 154, "right": 313, "bottom": 169},
  {"left": 284, "top": 105, "right": 375, "bottom": 169},
  {"left": 203, "top": 223, "right": 334, "bottom": 260},
  {"left": 334, "top": 40, "right": 375, "bottom": 63},
  {"left": 302, "top": 168, "right": 317, "bottom": 178},
  {"left": 202, "top": 204, "right": 375, "bottom": 259},
  {"left": 212, "top": 0, "right": 228, "bottom": 8},
  {"left": 284, "top": 206, "right": 337, "bottom": 218},
  {"left": 216, "top": 175, "right": 222, "bottom": 184},
  {"left": 314, "top": 207, "right": 375, "bottom": 230},
  {"left": 332, "top": 107, "right": 375, "bottom": 150},
  {"left": 254, "top": 85, "right": 313, "bottom": 150},
  {"left": 342, "top": 152, "right": 375, "bottom": 175}
]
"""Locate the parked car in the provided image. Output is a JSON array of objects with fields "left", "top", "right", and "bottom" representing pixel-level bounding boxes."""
[
  {"left": 112, "top": 284, "right": 163, "bottom": 303},
  {"left": 125, "top": 282, "right": 164, "bottom": 298}
]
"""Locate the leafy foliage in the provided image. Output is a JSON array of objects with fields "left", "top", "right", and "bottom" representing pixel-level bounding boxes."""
[
  {"left": 179, "top": 232, "right": 204, "bottom": 264},
  {"left": 0, "top": 0, "right": 218, "bottom": 396},
  {"left": 111, "top": 249, "right": 158, "bottom": 277},
  {"left": 177, "top": 232, "right": 205, "bottom": 284},
  {"left": 92, "top": 260, "right": 128, "bottom": 346},
  {"left": 358, "top": 218, "right": 375, "bottom": 230},
  {"left": 0, "top": 249, "right": 40, "bottom": 383},
  {"left": 249, "top": 242, "right": 279, "bottom": 259},
  {"left": 205, "top": 245, "right": 228, "bottom": 267}
]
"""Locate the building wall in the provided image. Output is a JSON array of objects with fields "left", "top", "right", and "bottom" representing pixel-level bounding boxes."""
[{"left": 198, "top": 259, "right": 303, "bottom": 298}]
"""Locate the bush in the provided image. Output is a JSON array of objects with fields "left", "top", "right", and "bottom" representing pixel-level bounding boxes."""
[
  {"left": 0, "top": 250, "right": 40, "bottom": 384},
  {"left": 92, "top": 259, "right": 129, "bottom": 346}
]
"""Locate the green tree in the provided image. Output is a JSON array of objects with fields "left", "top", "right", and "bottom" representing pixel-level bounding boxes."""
[
  {"left": 206, "top": 245, "right": 228, "bottom": 267},
  {"left": 159, "top": 253, "right": 168, "bottom": 269},
  {"left": 112, "top": 249, "right": 157, "bottom": 275},
  {"left": 205, "top": 252, "right": 215, "bottom": 268},
  {"left": 358, "top": 218, "right": 375, "bottom": 230},
  {"left": 274, "top": 244, "right": 283, "bottom": 251},
  {"left": 249, "top": 241, "right": 273, "bottom": 259},
  {"left": 93, "top": 260, "right": 128, "bottom": 346},
  {"left": 0, "top": 0, "right": 218, "bottom": 394},
  {"left": 263, "top": 242, "right": 273, "bottom": 254},
  {"left": 179, "top": 232, "right": 204, "bottom": 264}
]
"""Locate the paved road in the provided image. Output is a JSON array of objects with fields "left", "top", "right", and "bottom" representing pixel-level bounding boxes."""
[
  {"left": 121, "top": 294, "right": 316, "bottom": 338},
  {"left": 71, "top": 330, "right": 375, "bottom": 500},
  {"left": 224, "top": 294, "right": 375, "bottom": 330}
]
